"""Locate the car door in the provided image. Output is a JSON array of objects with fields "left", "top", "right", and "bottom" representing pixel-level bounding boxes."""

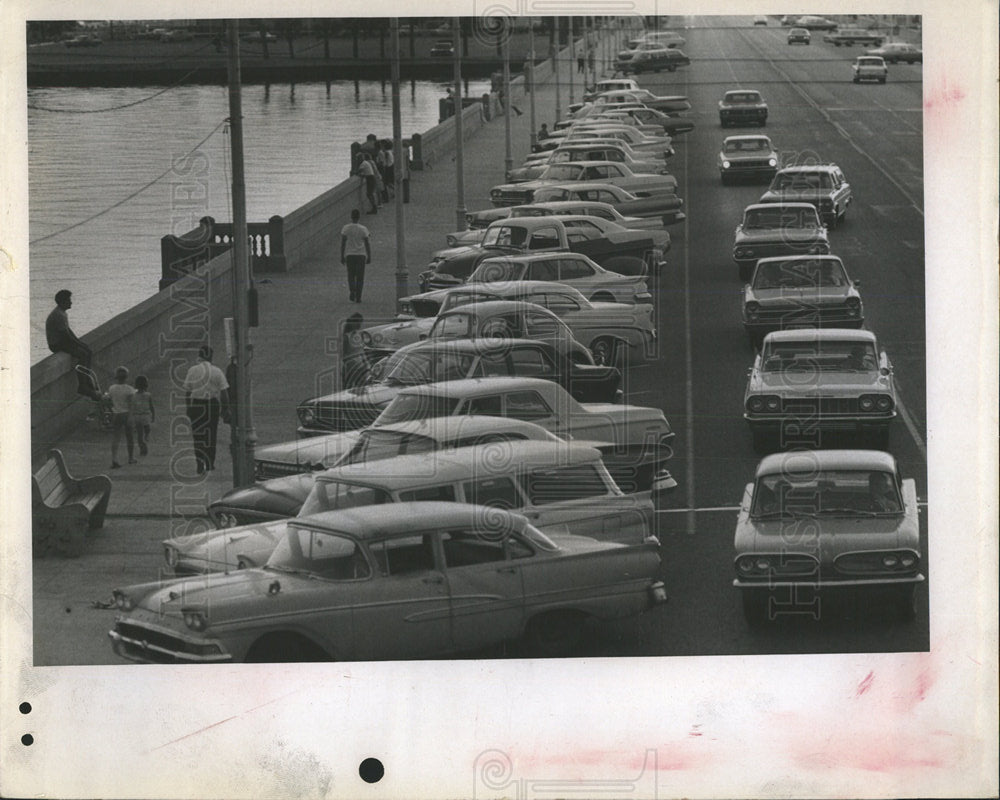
[
  {"left": 440, "top": 528, "right": 525, "bottom": 652},
  {"left": 344, "top": 531, "right": 452, "bottom": 660}
]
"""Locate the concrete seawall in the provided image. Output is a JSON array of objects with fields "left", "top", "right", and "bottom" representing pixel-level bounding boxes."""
[{"left": 29, "top": 39, "right": 570, "bottom": 455}]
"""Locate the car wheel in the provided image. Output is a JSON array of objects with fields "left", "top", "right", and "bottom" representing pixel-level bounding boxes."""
[
  {"left": 589, "top": 291, "right": 617, "bottom": 304},
  {"left": 742, "top": 592, "right": 768, "bottom": 627},
  {"left": 752, "top": 428, "right": 773, "bottom": 454},
  {"left": 894, "top": 588, "right": 917, "bottom": 622},
  {"left": 245, "top": 633, "right": 330, "bottom": 663},
  {"left": 524, "top": 610, "right": 587, "bottom": 657}
]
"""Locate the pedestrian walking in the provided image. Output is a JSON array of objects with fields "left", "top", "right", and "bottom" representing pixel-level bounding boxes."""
[
  {"left": 106, "top": 366, "right": 136, "bottom": 468},
  {"left": 377, "top": 140, "right": 395, "bottom": 200},
  {"left": 587, "top": 49, "right": 595, "bottom": 72},
  {"left": 183, "top": 345, "right": 230, "bottom": 474},
  {"left": 354, "top": 153, "right": 379, "bottom": 214},
  {"left": 129, "top": 375, "right": 155, "bottom": 457},
  {"left": 45, "top": 289, "right": 101, "bottom": 400},
  {"left": 340, "top": 209, "right": 372, "bottom": 303},
  {"left": 577, "top": 53, "right": 585, "bottom": 73}
]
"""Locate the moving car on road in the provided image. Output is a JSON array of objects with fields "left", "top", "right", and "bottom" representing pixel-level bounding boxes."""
[
  {"left": 733, "top": 451, "right": 922, "bottom": 625},
  {"left": 112, "top": 502, "right": 667, "bottom": 662},
  {"left": 718, "top": 135, "right": 779, "bottom": 184},
  {"left": 852, "top": 56, "right": 889, "bottom": 83},
  {"left": 865, "top": 42, "right": 922, "bottom": 63},
  {"left": 741, "top": 255, "right": 864, "bottom": 345},
  {"left": 758, "top": 165, "right": 852, "bottom": 227},
  {"left": 430, "top": 39, "right": 454, "bottom": 56},
  {"left": 823, "top": 28, "right": 885, "bottom": 46},
  {"left": 787, "top": 27, "right": 811, "bottom": 44},
  {"left": 794, "top": 15, "right": 838, "bottom": 30},
  {"left": 732, "top": 202, "right": 831, "bottom": 281},
  {"left": 719, "top": 90, "right": 769, "bottom": 127},
  {"left": 616, "top": 44, "right": 691, "bottom": 74},
  {"left": 742, "top": 329, "right": 896, "bottom": 452}
]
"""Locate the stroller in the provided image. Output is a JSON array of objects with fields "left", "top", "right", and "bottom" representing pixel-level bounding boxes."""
[{"left": 75, "top": 365, "right": 113, "bottom": 429}]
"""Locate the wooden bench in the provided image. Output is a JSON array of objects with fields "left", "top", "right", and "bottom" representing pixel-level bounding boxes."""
[{"left": 32, "top": 449, "right": 112, "bottom": 557}]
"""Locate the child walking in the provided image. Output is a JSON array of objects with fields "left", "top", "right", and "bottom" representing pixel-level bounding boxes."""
[
  {"left": 129, "top": 375, "right": 155, "bottom": 456},
  {"left": 106, "top": 366, "right": 136, "bottom": 468}
]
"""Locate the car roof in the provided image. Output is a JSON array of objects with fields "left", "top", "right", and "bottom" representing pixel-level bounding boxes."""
[
  {"left": 535, "top": 182, "right": 631, "bottom": 196},
  {"left": 392, "top": 375, "right": 562, "bottom": 398},
  {"left": 315, "top": 440, "right": 602, "bottom": 486},
  {"left": 744, "top": 202, "right": 818, "bottom": 212},
  {"left": 393, "top": 336, "right": 557, "bottom": 357},
  {"left": 755, "top": 254, "right": 843, "bottom": 268},
  {"left": 724, "top": 89, "right": 762, "bottom": 96},
  {"left": 762, "top": 328, "right": 876, "bottom": 345},
  {"left": 294, "top": 501, "right": 528, "bottom": 539},
  {"left": 724, "top": 134, "right": 772, "bottom": 143},
  {"left": 372, "top": 414, "right": 557, "bottom": 441},
  {"left": 467, "top": 279, "right": 589, "bottom": 297},
  {"left": 514, "top": 200, "right": 618, "bottom": 213},
  {"left": 478, "top": 251, "right": 596, "bottom": 264},
  {"left": 436, "top": 299, "right": 555, "bottom": 316},
  {"left": 486, "top": 215, "right": 570, "bottom": 229},
  {"left": 755, "top": 450, "right": 897, "bottom": 478},
  {"left": 775, "top": 164, "right": 841, "bottom": 174}
]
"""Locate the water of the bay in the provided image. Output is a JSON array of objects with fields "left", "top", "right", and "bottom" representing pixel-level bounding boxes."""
[{"left": 27, "top": 78, "right": 490, "bottom": 363}]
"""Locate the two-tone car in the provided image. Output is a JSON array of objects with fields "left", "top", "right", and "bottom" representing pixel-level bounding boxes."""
[
  {"left": 852, "top": 55, "right": 889, "bottom": 83},
  {"left": 185, "top": 439, "right": 659, "bottom": 567},
  {"left": 507, "top": 144, "right": 670, "bottom": 184},
  {"left": 592, "top": 89, "right": 691, "bottom": 114},
  {"left": 733, "top": 451, "right": 922, "bottom": 625},
  {"left": 865, "top": 42, "right": 922, "bottom": 63},
  {"left": 732, "top": 203, "right": 831, "bottom": 281},
  {"left": 617, "top": 44, "right": 690, "bottom": 74},
  {"left": 743, "top": 328, "right": 896, "bottom": 452},
  {"left": 391, "top": 281, "right": 656, "bottom": 365},
  {"left": 295, "top": 338, "right": 622, "bottom": 436},
  {"left": 112, "top": 502, "right": 667, "bottom": 662},
  {"left": 530, "top": 182, "right": 685, "bottom": 226},
  {"left": 741, "top": 255, "right": 864, "bottom": 345},
  {"left": 719, "top": 90, "right": 769, "bottom": 127},
  {"left": 490, "top": 161, "right": 678, "bottom": 207},
  {"left": 718, "top": 135, "right": 779, "bottom": 184},
  {"left": 758, "top": 165, "right": 852, "bottom": 227}
]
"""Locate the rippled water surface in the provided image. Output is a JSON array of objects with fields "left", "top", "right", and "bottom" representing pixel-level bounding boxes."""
[{"left": 27, "top": 79, "right": 489, "bottom": 362}]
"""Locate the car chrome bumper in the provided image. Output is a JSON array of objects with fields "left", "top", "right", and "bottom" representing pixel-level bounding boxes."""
[{"left": 734, "top": 574, "right": 924, "bottom": 590}]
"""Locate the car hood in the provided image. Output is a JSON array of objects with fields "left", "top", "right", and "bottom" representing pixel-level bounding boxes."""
[
  {"left": 364, "top": 318, "right": 433, "bottom": 348},
  {"left": 752, "top": 369, "right": 890, "bottom": 393},
  {"left": 735, "top": 517, "right": 906, "bottom": 558},
  {"left": 255, "top": 431, "right": 362, "bottom": 469},
  {"left": 760, "top": 189, "right": 825, "bottom": 203},
  {"left": 212, "top": 473, "right": 317, "bottom": 516},
  {"left": 746, "top": 286, "right": 853, "bottom": 304},
  {"left": 164, "top": 519, "right": 292, "bottom": 572},
  {"left": 736, "top": 228, "right": 827, "bottom": 245}
]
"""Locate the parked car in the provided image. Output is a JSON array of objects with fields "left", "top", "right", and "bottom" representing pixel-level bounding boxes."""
[
  {"left": 64, "top": 34, "right": 102, "bottom": 47},
  {"left": 759, "top": 165, "right": 852, "bottom": 227},
  {"left": 794, "top": 15, "right": 838, "bottom": 31},
  {"left": 787, "top": 27, "right": 811, "bottom": 44},
  {"left": 507, "top": 144, "right": 669, "bottom": 184},
  {"left": 865, "top": 42, "right": 922, "bottom": 63},
  {"left": 853, "top": 56, "right": 889, "bottom": 83},
  {"left": 254, "top": 415, "right": 564, "bottom": 482},
  {"left": 595, "top": 107, "right": 696, "bottom": 137},
  {"left": 185, "top": 439, "right": 658, "bottom": 569},
  {"left": 490, "top": 161, "right": 678, "bottom": 207},
  {"left": 636, "top": 30, "right": 686, "bottom": 48},
  {"left": 732, "top": 203, "right": 831, "bottom": 281},
  {"left": 741, "top": 255, "right": 864, "bottom": 345},
  {"left": 430, "top": 40, "right": 454, "bottom": 57},
  {"left": 823, "top": 28, "right": 885, "bottom": 46},
  {"left": 295, "top": 338, "right": 622, "bottom": 436},
  {"left": 743, "top": 328, "right": 896, "bottom": 451},
  {"left": 780, "top": 15, "right": 800, "bottom": 26},
  {"left": 419, "top": 216, "right": 663, "bottom": 291},
  {"left": 112, "top": 502, "right": 667, "bottom": 662},
  {"left": 718, "top": 135, "right": 779, "bottom": 184},
  {"left": 531, "top": 182, "right": 686, "bottom": 227},
  {"left": 719, "top": 90, "right": 769, "bottom": 127},
  {"left": 466, "top": 253, "right": 653, "bottom": 304},
  {"left": 593, "top": 90, "right": 691, "bottom": 114},
  {"left": 618, "top": 46, "right": 691, "bottom": 74},
  {"left": 562, "top": 126, "right": 675, "bottom": 158},
  {"left": 733, "top": 451, "right": 921, "bottom": 625},
  {"left": 584, "top": 78, "right": 642, "bottom": 101}
]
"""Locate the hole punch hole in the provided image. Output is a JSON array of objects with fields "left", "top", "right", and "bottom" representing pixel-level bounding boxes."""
[
  {"left": 22, "top": 734, "right": 34, "bottom": 746},
  {"left": 19, "top": 702, "right": 31, "bottom": 714},
  {"left": 359, "top": 757, "right": 384, "bottom": 783}
]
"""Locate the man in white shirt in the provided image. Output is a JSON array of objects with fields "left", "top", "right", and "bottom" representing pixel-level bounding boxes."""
[
  {"left": 182, "top": 345, "right": 230, "bottom": 474},
  {"left": 340, "top": 209, "right": 372, "bottom": 304}
]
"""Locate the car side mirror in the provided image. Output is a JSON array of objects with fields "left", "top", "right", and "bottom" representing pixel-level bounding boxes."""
[{"left": 418, "top": 334, "right": 427, "bottom": 341}]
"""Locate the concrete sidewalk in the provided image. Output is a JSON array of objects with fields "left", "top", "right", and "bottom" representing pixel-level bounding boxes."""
[{"left": 30, "top": 51, "right": 623, "bottom": 664}]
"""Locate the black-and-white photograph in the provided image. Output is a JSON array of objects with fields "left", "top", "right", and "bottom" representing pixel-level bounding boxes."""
[{"left": 2, "top": 2, "right": 996, "bottom": 798}]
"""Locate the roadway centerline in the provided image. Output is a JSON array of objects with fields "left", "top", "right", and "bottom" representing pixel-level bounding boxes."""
[
  {"left": 656, "top": 499, "right": 929, "bottom": 513},
  {"left": 680, "top": 64, "right": 697, "bottom": 537}
]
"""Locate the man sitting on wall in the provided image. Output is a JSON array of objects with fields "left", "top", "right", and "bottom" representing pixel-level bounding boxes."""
[{"left": 45, "top": 289, "right": 101, "bottom": 400}]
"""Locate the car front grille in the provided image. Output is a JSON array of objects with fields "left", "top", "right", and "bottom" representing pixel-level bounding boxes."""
[
  {"left": 497, "top": 190, "right": 532, "bottom": 206},
  {"left": 113, "top": 621, "right": 229, "bottom": 663},
  {"left": 753, "top": 305, "right": 857, "bottom": 325},
  {"left": 780, "top": 397, "right": 859, "bottom": 415},
  {"left": 314, "top": 401, "right": 381, "bottom": 432},
  {"left": 731, "top": 159, "right": 775, "bottom": 169}
]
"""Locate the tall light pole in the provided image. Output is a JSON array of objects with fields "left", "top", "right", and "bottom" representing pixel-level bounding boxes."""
[
  {"left": 390, "top": 18, "right": 407, "bottom": 306},
  {"left": 452, "top": 17, "right": 466, "bottom": 231},
  {"left": 225, "top": 19, "right": 255, "bottom": 487},
  {"left": 552, "top": 17, "right": 560, "bottom": 122},
  {"left": 528, "top": 22, "right": 537, "bottom": 150},
  {"left": 502, "top": 22, "right": 512, "bottom": 176},
  {"left": 568, "top": 16, "right": 575, "bottom": 106}
]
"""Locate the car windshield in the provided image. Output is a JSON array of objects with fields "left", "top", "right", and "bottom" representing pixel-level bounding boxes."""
[
  {"left": 771, "top": 172, "right": 832, "bottom": 190},
  {"left": 381, "top": 351, "right": 475, "bottom": 385},
  {"left": 375, "top": 393, "right": 462, "bottom": 426},
  {"left": 752, "top": 259, "right": 848, "bottom": 289},
  {"left": 267, "top": 528, "right": 371, "bottom": 580},
  {"left": 760, "top": 341, "right": 878, "bottom": 372},
  {"left": 440, "top": 291, "right": 498, "bottom": 312},
  {"left": 542, "top": 164, "right": 585, "bottom": 180},
  {"left": 470, "top": 259, "right": 525, "bottom": 282},
  {"left": 482, "top": 225, "right": 529, "bottom": 248},
  {"left": 751, "top": 469, "right": 902, "bottom": 518},
  {"left": 298, "top": 480, "right": 390, "bottom": 517},
  {"left": 726, "top": 138, "right": 768, "bottom": 153},
  {"left": 858, "top": 58, "right": 882, "bottom": 66},
  {"left": 726, "top": 92, "right": 761, "bottom": 104},
  {"left": 338, "top": 429, "right": 438, "bottom": 466},
  {"left": 743, "top": 208, "right": 820, "bottom": 229}
]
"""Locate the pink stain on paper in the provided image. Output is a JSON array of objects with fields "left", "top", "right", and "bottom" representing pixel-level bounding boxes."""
[
  {"left": 855, "top": 670, "right": 875, "bottom": 697},
  {"left": 924, "top": 77, "right": 966, "bottom": 114}
]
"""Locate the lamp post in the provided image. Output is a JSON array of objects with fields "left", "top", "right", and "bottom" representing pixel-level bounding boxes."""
[
  {"left": 503, "top": 23, "right": 512, "bottom": 176},
  {"left": 552, "top": 17, "right": 561, "bottom": 123},
  {"left": 528, "top": 23, "right": 537, "bottom": 149},
  {"left": 568, "top": 16, "right": 575, "bottom": 106},
  {"left": 390, "top": 18, "right": 407, "bottom": 306},
  {"left": 452, "top": 17, "right": 466, "bottom": 230}
]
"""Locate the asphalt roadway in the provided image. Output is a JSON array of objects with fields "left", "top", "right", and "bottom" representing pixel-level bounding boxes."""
[{"left": 31, "top": 16, "right": 928, "bottom": 664}]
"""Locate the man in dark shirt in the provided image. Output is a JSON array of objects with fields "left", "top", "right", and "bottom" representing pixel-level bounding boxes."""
[{"left": 46, "top": 289, "right": 101, "bottom": 400}]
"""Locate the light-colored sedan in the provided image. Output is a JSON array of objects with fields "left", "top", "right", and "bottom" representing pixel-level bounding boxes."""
[
  {"left": 111, "top": 502, "right": 666, "bottom": 662},
  {"left": 490, "top": 161, "right": 678, "bottom": 207}
]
